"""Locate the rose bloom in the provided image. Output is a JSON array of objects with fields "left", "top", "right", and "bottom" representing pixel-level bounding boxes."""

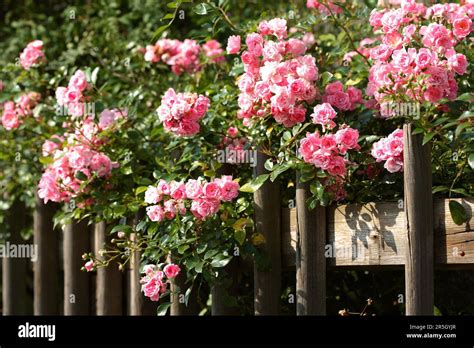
[
  {"left": 163, "top": 264, "right": 181, "bottom": 279},
  {"left": 226, "top": 35, "right": 241, "bottom": 54},
  {"left": 146, "top": 205, "right": 165, "bottom": 222}
]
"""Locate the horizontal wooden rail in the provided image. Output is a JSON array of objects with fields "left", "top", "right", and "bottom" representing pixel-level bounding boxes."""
[{"left": 282, "top": 198, "right": 474, "bottom": 268}]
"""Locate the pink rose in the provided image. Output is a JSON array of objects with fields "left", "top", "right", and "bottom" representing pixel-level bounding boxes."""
[
  {"left": 453, "top": 17, "right": 472, "bottom": 39},
  {"left": 146, "top": 205, "right": 165, "bottom": 222},
  {"left": 185, "top": 179, "right": 203, "bottom": 199},
  {"left": 246, "top": 33, "right": 263, "bottom": 57},
  {"left": 226, "top": 35, "right": 241, "bottom": 54},
  {"left": 163, "top": 264, "right": 181, "bottom": 279},
  {"left": 311, "top": 103, "right": 337, "bottom": 130},
  {"left": 2, "top": 110, "right": 20, "bottom": 130},
  {"left": 448, "top": 54, "right": 468, "bottom": 75},
  {"left": 145, "top": 185, "right": 162, "bottom": 204}
]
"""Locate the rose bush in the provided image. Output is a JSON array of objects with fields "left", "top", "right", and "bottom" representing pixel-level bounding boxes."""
[{"left": 1, "top": 0, "right": 473, "bottom": 315}]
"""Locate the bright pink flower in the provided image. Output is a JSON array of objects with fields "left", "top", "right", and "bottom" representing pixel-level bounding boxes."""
[
  {"left": 146, "top": 205, "right": 165, "bottom": 222},
  {"left": 226, "top": 35, "right": 241, "bottom": 54},
  {"left": 311, "top": 103, "right": 337, "bottom": 130},
  {"left": 163, "top": 264, "right": 181, "bottom": 279},
  {"left": 68, "top": 70, "right": 89, "bottom": 91},
  {"left": 203, "top": 40, "right": 224, "bottom": 63},
  {"left": 453, "top": 16, "right": 472, "bottom": 39},
  {"left": 19, "top": 40, "right": 44, "bottom": 70},
  {"left": 145, "top": 185, "right": 162, "bottom": 204},
  {"left": 84, "top": 261, "right": 94, "bottom": 272}
]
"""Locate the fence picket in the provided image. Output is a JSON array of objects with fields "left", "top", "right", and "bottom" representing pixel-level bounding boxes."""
[
  {"left": 403, "top": 123, "right": 434, "bottom": 315},
  {"left": 33, "top": 195, "right": 59, "bottom": 315},
  {"left": 296, "top": 175, "right": 326, "bottom": 315}
]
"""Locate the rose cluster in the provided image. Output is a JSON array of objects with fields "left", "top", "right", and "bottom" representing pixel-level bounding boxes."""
[
  {"left": 1, "top": 92, "right": 41, "bottom": 130},
  {"left": 38, "top": 110, "right": 123, "bottom": 204},
  {"left": 299, "top": 103, "right": 360, "bottom": 182},
  {"left": 144, "top": 175, "right": 240, "bottom": 222},
  {"left": 371, "top": 128, "right": 404, "bottom": 173},
  {"left": 55, "top": 70, "right": 91, "bottom": 118},
  {"left": 367, "top": 1, "right": 472, "bottom": 111},
  {"left": 144, "top": 38, "right": 224, "bottom": 75},
  {"left": 299, "top": 127, "right": 360, "bottom": 178},
  {"left": 19, "top": 40, "right": 45, "bottom": 70},
  {"left": 322, "top": 81, "right": 363, "bottom": 112},
  {"left": 156, "top": 88, "right": 210, "bottom": 137},
  {"left": 306, "top": 0, "right": 343, "bottom": 15},
  {"left": 231, "top": 18, "right": 319, "bottom": 127},
  {"left": 141, "top": 263, "right": 181, "bottom": 302}
]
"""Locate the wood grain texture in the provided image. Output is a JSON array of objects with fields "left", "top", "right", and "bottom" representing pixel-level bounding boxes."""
[
  {"left": 2, "top": 199, "right": 27, "bottom": 315},
  {"left": 295, "top": 175, "right": 326, "bottom": 315},
  {"left": 95, "top": 221, "right": 123, "bottom": 315},
  {"left": 404, "top": 123, "right": 434, "bottom": 315},
  {"left": 253, "top": 151, "right": 281, "bottom": 315},
  {"left": 33, "top": 195, "right": 59, "bottom": 315},
  {"left": 281, "top": 198, "right": 474, "bottom": 268},
  {"left": 63, "top": 219, "right": 91, "bottom": 315}
]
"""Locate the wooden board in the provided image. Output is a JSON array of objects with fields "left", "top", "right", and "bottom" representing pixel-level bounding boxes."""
[{"left": 281, "top": 198, "right": 474, "bottom": 268}]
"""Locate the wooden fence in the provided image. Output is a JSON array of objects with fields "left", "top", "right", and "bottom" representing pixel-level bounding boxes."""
[{"left": 1, "top": 125, "right": 473, "bottom": 315}]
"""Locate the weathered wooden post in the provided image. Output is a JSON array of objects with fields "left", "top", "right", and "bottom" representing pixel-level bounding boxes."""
[
  {"left": 253, "top": 151, "right": 281, "bottom": 315},
  {"left": 2, "top": 199, "right": 27, "bottom": 315},
  {"left": 64, "top": 219, "right": 91, "bottom": 315},
  {"left": 295, "top": 174, "right": 326, "bottom": 315},
  {"left": 95, "top": 221, "right": 123, "bottom": 315},
  {"left": 403, "top": 123, "right": 434, "bottom": 315},
  {"left": 170, "top": 270, "right": 199, "bottom": 315},
  {"left": 127, "top": 211, "right": 156, "bottom": 315},
  {"left": 33, "top": 195, "right": 59, "bottom": 315},
  {"left": 211, "top": 258, "right": 240, "bottom": 315}
]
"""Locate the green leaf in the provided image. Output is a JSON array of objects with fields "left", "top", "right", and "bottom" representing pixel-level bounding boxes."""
[
  {"left": 204, "top": 249, "right": 219, "bottom": 260},
  {"left": 432, "top": 186, "right": 448, "bottom": 194},
  {"left": 152, "top": 24, "right": 170, "bottom": 39},
  {"left": 193, "top": 3, "right": 211, "bottom": 15},
  {"left": 422, "top": 132, "right": 435, "bottom": 145},
  {"left": 135, "top": 186, "right": 148, "bottom": 195},
  {"left": 211, "top": 255, "right": 232, "bottom": 268},
  {"left": 310, "top": 180, "right": 324, "bottom": 200},
  {"left": 456, "top": 93, "right": 473, "bottom": 102},
  {"left": 39, "top": 156, "right": 53, "bottom": 165},
  {"left": 264, "top": 159, "right": 274, "bottom": 171},
  {"left": 239, "top": 174, "right": 269, "bottom": 193},
  {"left": 91, "top": 67, "right": 99, "bottom": 85},
  {"left": 468, "top": 153, "right": 474, "bottom": 169},
  {"left": 75, "top": 171, "right": 88, "bottom": 181},
  {"left": 157, "top": 302, "right": 171, "bottom": 316},
  {"left": 321, "top": 71, "right": 333, "bottom": 85},
  {"left": 412, "top": 127, "right": 424, "bottom": 135},
  {"left": 178, "top": 244, "right": 190, "bottom": 254},
  {"left": 110, "top": 224, "right": 132, "bottom": 234},
  {"left": 449, "top": 200, "right": 469, "bottom": 225},
  {"left": 455, "top": 123, "right": 470, "bottom": 138},
  {"left": 270, "top": 162, "right": 292, "bottom": 182},
  {"left": 234, "top": 229, "right": 246, "bottom": 245}
]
